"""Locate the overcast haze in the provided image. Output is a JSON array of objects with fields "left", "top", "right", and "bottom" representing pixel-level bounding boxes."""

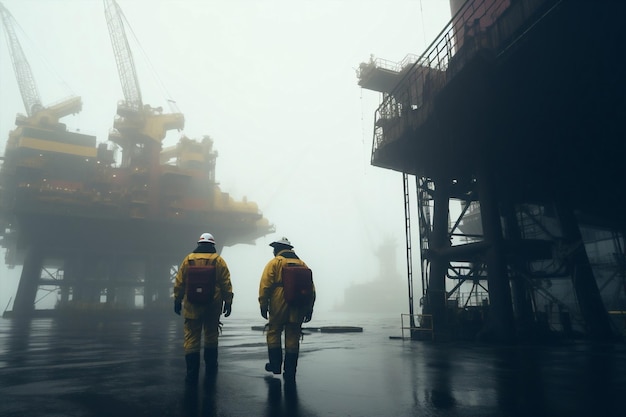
[{"left": 0, "top": 0, "right": 451, "bottom": 314}]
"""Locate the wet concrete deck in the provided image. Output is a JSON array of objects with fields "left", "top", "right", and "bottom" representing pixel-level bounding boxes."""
[{"left": 1, "top": 311, "right": 625, "bottom": 417}]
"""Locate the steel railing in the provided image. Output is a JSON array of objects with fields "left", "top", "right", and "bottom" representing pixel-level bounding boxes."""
[
  {"left": 371, "top": 0, "right": 554, "bottom": 161},
  {"left": 401, "top": 313, "right": 434, "bottom": 340}
]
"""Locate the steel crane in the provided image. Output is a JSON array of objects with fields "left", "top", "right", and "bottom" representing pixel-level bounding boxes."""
[
  {"left": 103, "top": 0, "right": 184, "bottom": 153},
  {"left": 103, "top": 0, "right": 142, "bottom": 113},
  {"left": 0, "top": 1, "right": 82, "bottom": 127}
]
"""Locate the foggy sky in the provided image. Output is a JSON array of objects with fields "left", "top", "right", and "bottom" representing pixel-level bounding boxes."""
[{"left": 0, "top": 0, "right": 451, "bottom": 313}]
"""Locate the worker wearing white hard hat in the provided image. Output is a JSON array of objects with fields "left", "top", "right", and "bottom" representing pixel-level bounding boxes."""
[
  {"left": 197, "top": 232, "right": 216, "bottom": 244},
  {"left": 258, "top": 236, "right": 316, "bottom": 382},
  {"left": 174, "top": 232, "right": 234, "bottom": 384}
]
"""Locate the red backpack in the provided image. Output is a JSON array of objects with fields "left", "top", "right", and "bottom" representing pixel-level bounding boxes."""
[
  {"left": 281, "top": 264, "right": 314, "bottom": 307},
  {"left": 185, "top": 257, "right": 217, "bottom": 304}
]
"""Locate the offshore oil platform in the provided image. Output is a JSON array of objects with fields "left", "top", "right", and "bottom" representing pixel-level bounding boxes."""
[
  {"left": 0, "top": 1, "right": 273, "bottom": 317},
  {"left": 358, "top": 0, "right": 626, "bottom": 342}
]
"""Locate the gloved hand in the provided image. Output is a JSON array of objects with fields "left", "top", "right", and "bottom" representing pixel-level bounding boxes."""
[
  {"left": 303, "top": 309, "right": 313, "bottom": 323},
  {"left": 223, "top": 302, "right": 232, "bottom": 317},
  {"left": 174, "top": 300, "right": 182, "bottom": 315},
  {"left": 260, "top": 306, "right": 268, "bottom": 319}
]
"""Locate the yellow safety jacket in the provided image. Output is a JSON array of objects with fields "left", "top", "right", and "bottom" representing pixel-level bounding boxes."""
[
  {"left": 174, "top": 252, "right": 233, "bottom": 319},
  {"left": 258, "top": 249, "right": 315, "bottom": 323}
]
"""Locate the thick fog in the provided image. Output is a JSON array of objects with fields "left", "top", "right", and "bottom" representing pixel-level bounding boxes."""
[{"left": 0, "top": 1, "right": 451, "bottom": 314}]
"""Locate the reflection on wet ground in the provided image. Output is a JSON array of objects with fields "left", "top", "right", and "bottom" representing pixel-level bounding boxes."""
[{"left": 0, "top": 312, "right": 625, "bottom": 417}]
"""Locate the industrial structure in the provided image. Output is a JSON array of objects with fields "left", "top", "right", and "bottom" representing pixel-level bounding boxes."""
[
  {"left": 0, "top": 1, "right": 273, "bottom": 316},
  {"left": 358, "top": 0, "right": 626, "bottom": 342}
]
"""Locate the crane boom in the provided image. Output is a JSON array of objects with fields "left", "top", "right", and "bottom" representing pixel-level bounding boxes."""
[
  {"left": 103, "top": 0, "right": 183, "bottom": 161},
  {"left": 104, "top": 0, "right": 142, "bottom": 111},
  {"left": 1, "top": 1, "right": 82, "bottom": 126},
  {"left": 0, "top": 1, "right": 42, "bottom": 116}
]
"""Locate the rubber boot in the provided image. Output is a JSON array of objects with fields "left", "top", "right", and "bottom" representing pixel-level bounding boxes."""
[
  {"left": 283, "top": 352, "right": 298, "bottom": 383},
  {"left": 264, "top": 347, "right": 283, "bottom": 375},
  {"left": 204, "top": 347, "right": 218, "bottom": 375},
  {"left": 185, "top": 352, "right": 201, "bottom": 384}
]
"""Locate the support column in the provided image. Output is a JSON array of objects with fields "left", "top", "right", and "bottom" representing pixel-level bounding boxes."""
[
  {"left": 555, "top": 197, "right": 615, "bottom": 340},
  {"left": 70, "top": 257, "right": 99, "bottom": 305},
  {"left": 426, "top": 178, "right": 451, "bottom": 340},
  {"left": 477, "top": 170, "right": 515, "bottom": 342},
  {"left": 501, "top": 201, "right": 535, "bottom": 338},
  {"left": 59, "top": 281, "right": 70, "bottom": 305},
  {"left": 63, "top": 258, "right": 81, "bottom": 306},
  {"left": 13, "top": 247, "right": 44, "bottom": 316}
]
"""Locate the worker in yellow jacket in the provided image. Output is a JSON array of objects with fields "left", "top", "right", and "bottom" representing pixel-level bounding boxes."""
[
  {"left": 259, "top": 237, "right": 315, "bottom": 382},
  {"left": 174, "top": 232, "right": 233, "bottom": 384}
]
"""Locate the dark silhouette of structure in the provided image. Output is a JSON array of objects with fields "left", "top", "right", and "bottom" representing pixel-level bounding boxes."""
[{"left": 358, "top": 0, "right": 626, "bottom": 342}]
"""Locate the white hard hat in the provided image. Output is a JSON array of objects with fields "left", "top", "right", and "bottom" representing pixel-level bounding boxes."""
[
  {"left": 198, "top": 233, "right": 216, "bottom": 244},
  {"left": 269, "top": 236, "right": 293, "bottom": 248}
]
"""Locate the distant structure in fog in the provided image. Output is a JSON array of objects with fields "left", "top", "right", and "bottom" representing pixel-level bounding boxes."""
[
  {"left": 358, "top": 0, "right": 626, "bottom": 342},
  {"left": 335, "top": 238, "right": 407, "bottom": 313},
  {"left": 0, "top": 1, "right": 273, "bottom": 317}
]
